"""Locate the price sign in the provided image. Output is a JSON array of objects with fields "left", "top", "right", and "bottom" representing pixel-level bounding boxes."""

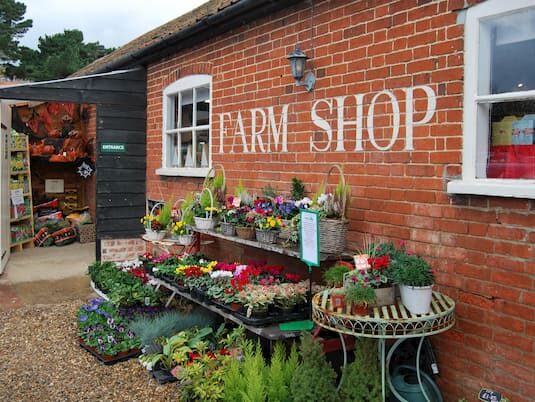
[
  {"left": 10, "top": 188, "right": 24, "bottom": 206},
  {"left": 479, "top": 389, "right": 504, "bottom": 402},
  {"left": 300, "top": 209, "right": 320, "bottom": 267}
]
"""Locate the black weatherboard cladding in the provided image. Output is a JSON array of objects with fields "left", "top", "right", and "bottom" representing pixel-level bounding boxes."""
[{"left": 95, "top": 72, "right": 146, "bottom": 259}]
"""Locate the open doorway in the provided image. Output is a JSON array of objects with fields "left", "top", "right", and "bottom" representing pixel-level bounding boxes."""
[{"left": 4, "top": 100, "right": 96, "bottom": 265}]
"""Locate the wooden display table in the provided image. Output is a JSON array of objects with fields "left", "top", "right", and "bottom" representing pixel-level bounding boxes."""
[{"left": 312, "top": 289, "right": 455, "bottom": 402}]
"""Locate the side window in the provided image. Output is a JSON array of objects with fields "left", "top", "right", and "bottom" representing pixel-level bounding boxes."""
[
  {"left": 447, "top": 0, "right": 535, "bottom": 199},
  {"left": 157, "top": 74, "right": 211, "bottom": 177}
]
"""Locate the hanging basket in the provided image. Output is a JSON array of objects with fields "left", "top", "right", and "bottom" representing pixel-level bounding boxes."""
[
  {"left": 194, "top": 188, "right": 217, "bottom": 230},
  {"left": 319, "top": 165, "right": 349, "bottom": 255}
]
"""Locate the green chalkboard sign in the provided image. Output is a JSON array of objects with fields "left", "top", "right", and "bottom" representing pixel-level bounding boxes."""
[{"left": 100, "top": 143, "right": 126, "bottom": 153}]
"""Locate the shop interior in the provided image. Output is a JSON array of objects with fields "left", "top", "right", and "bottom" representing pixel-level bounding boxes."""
[{"left": 9, "top": 101, "right": 96, "bottom": 252}]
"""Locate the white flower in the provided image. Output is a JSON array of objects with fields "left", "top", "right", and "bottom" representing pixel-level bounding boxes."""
[
  {"left": 210, "top": 270, "right": 233, "bottom": 279},
  {"left": 295, "top": 197, "right": 312, "bottom": 208},
  {"left": 317, "top": 193, "right": 329, "bottom": 205}
]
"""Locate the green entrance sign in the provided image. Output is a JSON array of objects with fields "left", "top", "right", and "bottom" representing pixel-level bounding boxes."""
[{"left": 100, "top": 143, "right": 126, "bottom": 153}]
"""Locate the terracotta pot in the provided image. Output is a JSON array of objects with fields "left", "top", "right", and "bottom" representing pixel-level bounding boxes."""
[
  {"left": 351, "top": 302, "right": 369, "bottom": 316},
  {"left": 330, "top": 291, "right": 346, "bottom": 310},
  {"left": 230, "top": 302, "right": 242, "bottom": 312}
]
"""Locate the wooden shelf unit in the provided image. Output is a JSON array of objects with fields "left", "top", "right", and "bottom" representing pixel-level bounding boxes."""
[{"left": 9, "top": 132, "right": 34, "bottom": 251}]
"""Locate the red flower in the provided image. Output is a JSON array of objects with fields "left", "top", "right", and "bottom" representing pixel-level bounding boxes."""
[
  {"left": 284, "top": 273, "right": 302, "bottom": 283},
  {"left": 368, "top": 255, "right": 390, "bottom": 270},
  {"left": 188, "top": 351, "right": 201, "bottom": 361},
  {"left": 219, "top": 348, "right": 230, "bottom": 356}
]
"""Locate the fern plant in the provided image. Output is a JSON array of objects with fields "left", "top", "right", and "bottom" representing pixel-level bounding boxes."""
[
  {"left": 267, "top": 343, "right": 290, "bottom": 402},
  {"left": 240, "top": 341, "right": 266, "bottom": 402}
]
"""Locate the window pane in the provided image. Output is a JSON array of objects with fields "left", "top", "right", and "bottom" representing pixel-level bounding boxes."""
[
  {"left": 486, "top": 100, "right": 535, "bottom": 179},
  {"left": 180, "top": 89, "right": 193, "bottom": 128},
  {"left": 197, "top": 130, "right": 209, "bottom": 168},
  {"left": 168, "top": 133, "right": 180, "bottom": 167},
  {"left": 181, "top": 131, "right": 194, "bottom": 168},
  {"left": 168, "top": 95, "right": 178, "bottom": 129},
  {"left": 196, "top": 86, "right": 210, "bottom": 126},
  {"left": 479, "top": 8, "right": 535, "bottom": 95}
]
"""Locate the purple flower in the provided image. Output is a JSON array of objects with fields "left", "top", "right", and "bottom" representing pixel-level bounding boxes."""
[
  {"left": 79, "top": 315, "right": 88, "bottom": 322},
  {"left": 97, "top": 337, "right": 104, "bottom": 345},
  {"left": 118, "top": 326, "right": 125, "bottom": 333},
  {"left": 107, "top": 317, "right": 114, "bottom": 325},
  {"left": 107, "top": 335, "right": 115, "bottom": 344},
  {"left": 82, "top": 304, "right": 98, "bottom": 312},
  {"left": 127, "top": 330, "right": 135, "bottom": 338}
]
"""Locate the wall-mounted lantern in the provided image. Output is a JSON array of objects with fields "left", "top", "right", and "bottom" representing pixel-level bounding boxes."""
[{"left": 287, "top": 44, "right": 315, "bottom": 92}]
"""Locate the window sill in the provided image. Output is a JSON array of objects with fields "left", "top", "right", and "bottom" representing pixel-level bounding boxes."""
[
  {"left": 155, "top": 167, "right": 212, "bottom": 178},
  {"left": 447, "top": 179, "right": 535, "bottom": 199}
]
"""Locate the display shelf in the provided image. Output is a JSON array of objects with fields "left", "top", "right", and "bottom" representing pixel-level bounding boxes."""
[
  {"left": 149, "top": 275, "right": 302, "bottom": 341},
  {"left": 191, "top": 227, "right": 348, "bottom": 261},
  {"left": 9, "top": 131, "right": 34, "bottom": 253},
  {"left": 10, "top": 214, "right": 32, "bottom": 223}
]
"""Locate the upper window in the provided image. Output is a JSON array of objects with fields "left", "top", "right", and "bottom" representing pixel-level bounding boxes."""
[
  {"left": 156, "top": 75, "right": 211, "bottom": 177},
  {"left": 448, "top": 0, "right": 535, "bottom": 198}
]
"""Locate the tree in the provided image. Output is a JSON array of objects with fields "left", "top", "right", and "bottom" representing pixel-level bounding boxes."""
[
  {"left": 0, "top": 0, "right": 32, "bottom": 63},
  {"left": 7, "top": 29, "right": 114, "bottom": 80}
]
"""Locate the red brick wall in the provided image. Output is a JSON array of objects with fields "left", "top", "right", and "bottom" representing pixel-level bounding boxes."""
[{"left": 145, "top": 1, "right": 534, "bottom": 400}]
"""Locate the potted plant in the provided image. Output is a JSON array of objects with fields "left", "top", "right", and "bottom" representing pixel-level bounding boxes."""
[
  {"left": 234, "top": 206, "right": 256, "bottom": 240},
  {"left": 193, "top": 189, "right": 220, "bottom": 230},
  {"left": 391, "top": 253, "right": 435, "bottom": 315},
  {"left": 219, "top": 202, "right": 238, "bottom": 236},
  {"left": 313, "top": 165, "right": 350, "bottom": 255},
  {"left": 170, "top": 220, "right": 193, "bottom": 245},
  {"left": 254, "top": 214, "right": 282, "bottom": 244},
  {"left": 344, "top": 284, "right": 376, "bottom": 316},
  {"left": 323, "top": 262, "right": 352, "bottom": 309},
  {"left": 273, "top": 195, "right": 300, "bottom": 240},
  {"left": 141, "top": 213, "right": 166, "bottom": 241}
]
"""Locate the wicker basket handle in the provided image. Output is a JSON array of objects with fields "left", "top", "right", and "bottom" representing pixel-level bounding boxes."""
[
  {"left": 203, "top": 163, "right": 226, "bottom": 190},
  {"left": 324, "top": 164, "right": 347, "bottom": 219},
  {"left": 199, "top": 187, "right": 215, "bottom": 219},
  {"left": 172, "top": 198, "right": 186, "bottom": 221}
]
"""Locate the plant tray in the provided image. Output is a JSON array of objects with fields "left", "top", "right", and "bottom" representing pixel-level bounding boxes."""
[
  {"left": 78, "top": 338, "right": 141, "bottom": 365},
  {"left": 151, "top": 369, "right": 178, "bottom": 384},
  {"left": 232, "top": 308, "right": 308, "bottom": 327}
]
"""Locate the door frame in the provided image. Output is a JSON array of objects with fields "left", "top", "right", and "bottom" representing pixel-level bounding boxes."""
[{"left": 0, "top": 101, "right": 11, "bottom": 274}]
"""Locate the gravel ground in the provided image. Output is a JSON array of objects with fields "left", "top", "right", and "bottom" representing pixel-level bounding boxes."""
[{"left": 0, "top": 301, "right": 179, "bottom": 402}]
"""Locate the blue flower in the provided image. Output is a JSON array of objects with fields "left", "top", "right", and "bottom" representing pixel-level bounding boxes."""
[{"left": 79, "top": 315, "right": 88, "bottom": 322}]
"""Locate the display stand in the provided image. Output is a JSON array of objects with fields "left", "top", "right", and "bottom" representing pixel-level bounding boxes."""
[
  {"left": 9, "top": 131, "right": 34, "bottom": 251},
  {"left": 312, "top": 289, "right": 455, "bottom": 402}
]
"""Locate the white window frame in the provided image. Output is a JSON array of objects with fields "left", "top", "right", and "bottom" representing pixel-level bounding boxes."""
[
  {"left": 156, "top": 74, "right": 212, "bottom": 177},
  {"left": 447, "top": 0, "right": 535, "bottom": 199}
]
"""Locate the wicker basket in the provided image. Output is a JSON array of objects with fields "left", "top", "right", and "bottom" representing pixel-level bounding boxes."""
[
  {"left": 220, "top": 222, "right": 236, "bottom": 236},
  {"left": 145, "top": 229, "right": 166, "bottom": 241},
  {"left": 194, "top": 188, "right": 217, "bottom": 230},
  {"left": 278, "top": 219, "right": 292, "bottom": 240},
  {"left": 318, "top": 165, "right": 349, "bottom": 255},
  {"left": 256, "top": 229, "right": 279, "bottom": 244},
  {"left": 172, "top": 234, "right": 194, "bottom": 245},
  {"left": 236, "top": 226, "right": 255, "bottom": 240}
]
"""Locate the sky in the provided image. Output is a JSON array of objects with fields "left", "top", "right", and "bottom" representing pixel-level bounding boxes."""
[{"left": 19, "top": 0, "right": 209, "bottom": 50}]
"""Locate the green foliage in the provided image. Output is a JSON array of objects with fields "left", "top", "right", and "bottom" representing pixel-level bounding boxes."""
[
  {"left": 129, "top": 309, "right": 216, "bottom": 346},
  {"left": 291, "top": 177, "right": 305, "bottom": 200},
  {"left": 0, "top": 0, "right": 32, "bottom": 63},
  {"left": 223, "top": 356, "right": 247, "bottom": 402},
  {"left": 6, "top": 29, "right": 114, "bottom": 80},
  {"left": 235, "top": 180, "right": 253, "bottom": 207},
  {"left": 157, "top": 197, "right": 173, "bottom": 227},
  {"left": 291, "top": 332, "right": 338, "bottom": 402},
  {"left": 180, "top": 192, "right": 195, "bottom": 225},
  {"left": 88, "top": 261, "right": 161, "bottom": 307},
  {"left": 335, "top": 175, "right": 350, "bottom": 212},
  {"left": 323, "top": 264, "right": 350, "bottom": 287},
  {"left": 267, "top": 343, "right": 291, "bottom": 402},
  {"left": 391, "top": 253, "right": 434, "bottom": 287},
  {"left": 344, "top": 284, "right": 376, "bottom": 305},
  {"left": 240, "top": 341, "right": 267, "bottom": 402},
  {"left": 262, "top": 184, "right": 277, "bottom": 198},
  {"left": 338, "top": 338, "right": 382, "bottom": 402}
]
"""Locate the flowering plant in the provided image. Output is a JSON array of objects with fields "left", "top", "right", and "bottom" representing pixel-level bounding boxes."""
[
  {"left": 235, "top": 206, "right": 256, "bottom": 227},
  {"left": 220, "top": 206, "right": 239, "bottom": 225},
  {"left": 77, "top": 298, "right": 139, "bottom": 356},
  {"left": 171, "top": 220, "right": 190, "bottom": 236},
  {"left": 140, "top": 214, "right": 165, "bottom": 231},
  {"left": 255, "top": 215, "right": 282, "bottom": 231},
  {"left": 273, "top": 195, "right": 299, "bottom": 219}
]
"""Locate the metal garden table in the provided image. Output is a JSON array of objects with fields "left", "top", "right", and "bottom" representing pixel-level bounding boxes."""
[{"left": 312, "top": 290, "right": 455, "bottom": 402}]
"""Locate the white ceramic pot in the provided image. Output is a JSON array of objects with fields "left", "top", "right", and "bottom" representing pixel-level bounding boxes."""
[{"left": 399, "top": 284, "right": 433, "bottom": 315}]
